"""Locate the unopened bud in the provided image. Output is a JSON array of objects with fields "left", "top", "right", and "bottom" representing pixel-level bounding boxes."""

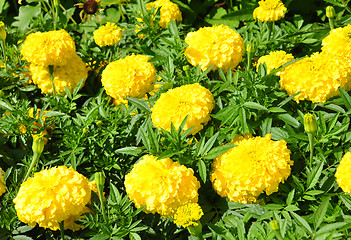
[
  {"left": 270, "top": 220, "right": 280, "bottom": 231},
  {"left": 326, "top": 6, "right": 336, "bottom": 19},
  {"left": 95, "top": 172, "right": 105, "bottom": 187},
  {"left": 246, "top": 41, "right": 255, "bottom": 54},
  {"left": 83, "top": 127, "right": 89, "bottom": 134},
  {"left": 304, "top": 113, "right": 317, "bottom": 135},
  {"left": 32, "top": 133, "right": 44, "bottom": 155},
  {"left": 0, "top": 22, "right": 6, "bottom": 41}
]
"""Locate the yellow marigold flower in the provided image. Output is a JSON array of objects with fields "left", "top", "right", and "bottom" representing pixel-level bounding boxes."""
[
  {"left": 335, "top": 152, "right": 351, "bottom": 193},
  {"left": 210, "top": 134, "right": 293, "bottom": 204},
  {"left": 151, "top": 83, "right": 215, "bottom": 135},
  {"left": 278, "top": 52, "right": 351, "bottom": 103},
  {"left": 124, "top": 155, "right": 201, "bottom": 217},
  {"left": 93, "top": 22, "right": 123, "bottom": 47},
  {"left": 0, "top": 168, "right": 6, "bottom": 197},
  {"left": 13, "top": 166, "right": 91, "bottom": 231},
  {"left": 257, "top": 50, "right": 294, "bottom": 74},
  {"left": 30, "top": 54, "right": 88, "bottom": 95},
  {"left": 101, "top": 54, "right": 157, "bottom": 105},
  {"left": 184, "top": 25, "right": 245, "bottom": 73},
  {"left": 322, "top": 25, "right": 351, "bottom": 59},
  {"left": 21, "top": 29, "right": 76, "bottom": 67},
  {"left": 146, "top": 0, "right": 182, "bottom": 28},
  {"left": 173, "top": 203, "right": 203, "bottom": 228},
  {"left": 253, "top": 0, "right": 287, "bottom": 22}
]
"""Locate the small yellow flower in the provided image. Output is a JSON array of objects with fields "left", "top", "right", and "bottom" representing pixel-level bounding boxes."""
[
  {"left": 93, "top": 22, "right": 123, "bottom": 47},
  {"left": 336, "top": 152, "right": 351, "bottom": 194},
  {"left": 253, "top": 0, "right": 287, "bottom": 22},
  {"left": 0, "top": 168, "right": 6, "bottom": 197},
  {"left": 124, "top": 155, "right": 201, "bottom": 217},
  {"left": 257, "top": 50, "right": 294, "bottom": 74},
  {"left": 210, "top": 134, "right": 293, "bottom": 204},
  {"left": 173, "top": 203, "right": 203, "bottom": 228},
  {"left": 184, "top": 25, "right": 245, "bottom": 73}
]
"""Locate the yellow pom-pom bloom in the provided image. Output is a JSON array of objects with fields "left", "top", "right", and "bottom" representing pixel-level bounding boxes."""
[
  {"left": 146, "top": 0, "right": 182, "bottom": 28},
  {"left": 173, "top": 203, "right": 203, "bottom": 228},
  {"left": 210, "top": 134, "right": 293, "bottom": 204},
  {"left": 93, "top": 22, "right": 123, "bottom": 47},
  {"left": 253, "top": 0, "right": 287, "bottom": 22},
  {"left": 0, "top": 168, "right": 6, "bottom": 197},
  {"left": 30, "top": 54, "right": 88, "bottom": 95},
  {"left": 101, "top": 54, "right": 157, "bottom": 105},
  {"left": 335, "top": 152, "right": 351, "bottom": 194},
  {"left": 184, "top": 25, "right": 245, "bottom": 72},
  {"left": 322, "top": 25, "right": 351, "bottom": 59},
  {"left": 13, "top": 166, "right": 91, "bottom": 231},
  {"left": 124, "top": 155, "right": 201, "bottom": 217},
  {"left": 257, "top": 50, "right": 294, "bottom": 74},
  {"left": 151, "top": 83, "right": 214, "bottom": 135},
  {"left": 21, "top": 29, "right": 76, "bottom": 66},
  {"left": 278, "top": 52, "right": 351, "bottom": 103}
]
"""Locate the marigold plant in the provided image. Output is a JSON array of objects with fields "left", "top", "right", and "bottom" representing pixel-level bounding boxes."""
[
  {"left": 20, "top": 29, "right": 76, "bottom": 67},
  {"left": 253, "top": 0, "right": 287, "bottom": 22},
  {"left": 124, "top": 155, "right": 200, "bottom": 217},
  {"left": 151, "top": 83, "right": 214, "bottom": 135},
  {"left": 210, "top": 134, "right": 293, "bottom": 204},
  {"left": 93, "top": 22, "right": 123, "bottom": 47},
  {"left": 101, "top": 54, "right": 157, "bottom": 105},
  {"left": 257, "top": 50, "right": 294, "bottom": 74},
  {"left": 13, "top": 166, "right": 91, "bottom": 231},
  {"left": 184, "top": 25, "right": 245, "bottom": 72}
]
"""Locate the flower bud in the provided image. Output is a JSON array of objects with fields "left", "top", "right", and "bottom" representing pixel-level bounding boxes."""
[
  {"left": 270, "top": 220, "right": 280, "bottom": 231},
  {"left": 32, "top": 133, "right": 45, "bottom": 155},
  {"left": 95, "top": 172, "right": 105, "bottom": 187},
  {"left": 304, "top": 113, "right": 317, "bottom": 135},
  {"left": 326, "top": 6, "right": 336, "bottom": 19},
  {"left": 246, "top": 41, "right": 255, "bottom": 54},
  {"left": 0, "top": 21, "right": 6, "bottom": 41},
  {"left": 0, "top": 90, "right": 4, "bottom": 98}
]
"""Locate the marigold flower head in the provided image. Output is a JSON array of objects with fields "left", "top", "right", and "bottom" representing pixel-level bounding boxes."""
[
  {"left": 151, "top": 83, "right": 214, "bottom": 135},
  {"left": 124, "top": 155, "right": 201, "bottom": 217},
  {"left": 0, "top": 168, "right": 6, "bottom": 197},
  {"left": 322, "top": 25, "right": 351, "bottom": 59},
  {"left": 257, "top": 50, "right": 294, "bottom": 74},
  {"left": 185, "top": 25, "right": 245, "bottom": 72},
  {"left": 335, "top": 152, "right": 351, "bottom": 193},
  {"left": 13, "top": 166, "right": 91, "bottom": 230},
  {"left": 21, "top": 29, "right": 76, "bottom": 66},
  {"left": 29, "top": 54, "right": 88, "bottom": 95},
  {"left": 253, "top": 0, "right": 287, "bottom": 22},
  {"left": 278, "top": 52, "right": 351, "bottom": 103},
  {"left": 173, "top": 203, "right": 203, "bottom": 228},
  {"left": 101, "top": 54, "right": 157, "bottom": 105},
  {"left": 146, "top": 0, "right": 182, "bottom": 28},
  {"left": 93, "top": 22, "right": 123, "bottom": 47},
  {"left": 210, "top": 134, "right": 293, "bottom": 204}
]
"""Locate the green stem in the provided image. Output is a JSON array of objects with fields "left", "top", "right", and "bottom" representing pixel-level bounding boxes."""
[
  {"left": 266, "top": 21, "right": 275, "bottom": 41},
  {"left": 273, "top": 230, "right": 284, "bottom": 240},
  {"left": 1, "top": 40, "right": 7, "bottom": 73},
  {"left": 48, "top": 65, "right": 56, "bottom": 95},
  {"left": 59, "top": 221, "right": 65, "bottom": 240},
  {"left": 308, "top": 133, "right": 315, "bottom": 166},
  {"left": 97, "top": 186, "right": 108, "bottom": 223},
  {"left": 247, "top": 50, "right": 252, "bottom": 70},
  {"left": 23, "top": 153, "right": 40, "bottom": 182},
  {"left": 328, "top": 17, "right": 335, "bottom": 30}
]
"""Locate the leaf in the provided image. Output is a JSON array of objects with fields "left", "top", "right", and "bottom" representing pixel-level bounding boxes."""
[
  {"left": 314, "top": 196, "right": 331, "bottom": 229},
  {"left": 126, "top": 97, "right": 151, "bottom": 113},
  {"left": 290, "top": 211, "right": 313, "bottom": 235},
  {"left": 277, "top": 113, "right": 300, "bottom": 128},
  {"left": 0, "top": 99, "right": 14, "bottom": 111},
  {"left": 197, "top": 159, "right": 207, "bottom": 183},
  {"left": 115, "top": 147, "right": 142, "bottom": 156},
  {"left": 13, "top": 236, "right": 34, "bottom": 240},
  {"left": 316, "top": 222, "right": 351, "bottom": 236},
  {"left": 203, "top": 144, "right": 236, "bottom": 159},
  {"left": 16, "top": 5, "right": 41, "bottom": 32},
  {"left": 278, "top": 92, "right": 301, "bottom": 107},
  {"left": 306, "top": 160, "right": 324, "bottom": 190},
  {"left": 339, "top": 194, "right": 351, "bottom": 210},
  {"left": 286, "top": 189, "right": 295, "bottom": 205},
  {"left": 261, "top": 117, "right": 272, "bottom": 136},
  {"left": 243, "top": 102, "right": 268, "bottom": 111},
  {"left": 339, "top": 87, "right": 351, "bottom": 111},
  {"left": 200, "top": 132, "right": 219, "bottom": 156}
]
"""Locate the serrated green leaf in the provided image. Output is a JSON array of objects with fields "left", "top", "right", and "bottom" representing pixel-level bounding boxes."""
[
  {"left": 115, "top": 147, "right": 142, "bottom": 156},
  {"left": 290, "top": 211, "right": 313, "bottom": 235},
  {"left": 314, "top": 196, "right": 330, "bottom": 229},
  {"left": 197, "top": 159, "right": 207, "bottom": 183},
  {"left": 243, "top": 102, "right": 268, "bottom": 111},
  {"left": 203, "top": 144, "right": 236, "bottom": 159}
]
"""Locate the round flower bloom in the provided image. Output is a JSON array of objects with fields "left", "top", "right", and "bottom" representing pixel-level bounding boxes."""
[
  {"left": 184, "top": 25, "right": 245, "bottom": 72},
  {"left": 257, "top": 50, "right": 294, "bottom": 74},
  {"left": 146, "top": 0, "right": 182, "bottom": 28},
  {"left": 21, "top": 29, "right": 76, "bottom": 66},
  {"left": 101, "top": 54, "right": 157, "bottom": 105},
  {"left": 210, "top": 134, "right": 293, "bottom": 204},
  {"left": 13, "top": 166, "right": 91, "bottom": 231},
  {"left": 0, "top": 168, "right": 6, "bottom": 197},
  {"left": 278, "top": 52, "right": 351, "bottom": 103},
  {"left": 124, "top": 155, "right": 200, "bottom": 217},
  {"left": 335, "top": 152, "right": 351, "bottom": 194},
  {"left": 93, "top": 22, "right": 123, "bottom": 47},
  {"left": 321, "top": 25, "right": 351, "bottom": 59},
  {"left": 253, "top": 0, "right": 287, "bottom": 22},
  {"left": 173, "top": 203, "right": 203, "bottom": 228},
  {"left": 151, "top": 83, "right": 215, "bottom": 135},
  {"left": 30, "top": 54, "right": 88, "bottom": 95}
]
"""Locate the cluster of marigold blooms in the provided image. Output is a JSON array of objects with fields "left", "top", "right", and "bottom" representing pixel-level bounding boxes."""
[{"left": 3, "top": 0, "right": 351, "bottom": 235}]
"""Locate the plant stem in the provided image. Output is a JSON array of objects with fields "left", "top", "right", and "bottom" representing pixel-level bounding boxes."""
[
  {"left": 307, "top": 133, "right": 315, "bottom": 166},
  {"left": 273, "top": 230, "right": 284, "bottom": 240},
  {"left": 97, "top": 186, "right": 108, "bottom": 223},
  {"left": 1, "top": 40, "right": 7, "bottom": 73},
  {"left": 23, "top": 153, "right": 39, "bottom": 182},
  {"left": 328, "top": 17, "right": 335, "bottom": 30},
  {"left": 266, "top": 21, "right": 275, "bottom": 41},
  {"left": 59, "top": 221, "right": 65, "bottom": 240}
]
